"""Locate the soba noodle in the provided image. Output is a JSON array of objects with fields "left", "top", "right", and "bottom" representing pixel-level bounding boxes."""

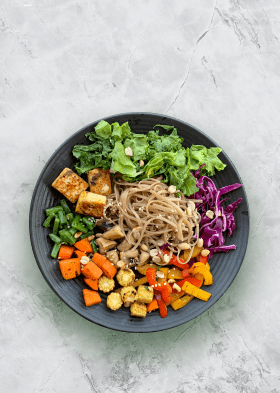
[{"left": 102, "top": 176, "right": 202, "bottom": 265}]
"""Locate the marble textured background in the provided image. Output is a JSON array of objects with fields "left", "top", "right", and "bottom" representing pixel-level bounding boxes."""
[{"left": 1, "top": 0, "right": 280, "bottom": 392}]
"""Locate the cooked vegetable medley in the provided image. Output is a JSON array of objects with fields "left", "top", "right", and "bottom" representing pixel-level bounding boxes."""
[{"left": 43, "top": 120, "right": 242, "bottom": 318}]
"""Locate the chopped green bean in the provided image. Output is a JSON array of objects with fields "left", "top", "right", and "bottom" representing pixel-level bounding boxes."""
[
  {"left": 60, "top": 199, "right": 71, "bottom": 214},
  {"left": 72, "top": 221, "right": 88, "bottom": 233},
  {"left": 72, "top": 214, "right": 81, "bottom": 226},
  {"left": 52, "top": 217, "right": 60, "bottom": 235},
  {"left": 80, "top": 231, "right": 94, "bottom": 240},
  {"left": 45, "top": 206, "right": 63, "bottom": 216},
  {"left": 66, "top": 212, "right": 74, "bottom": 225},
  {"left": 51, "top": 243, "right": 61, "bottom": 258},
  {"left": 58, "top": 210, "right": 67, "bottom": 226},
  {"left": 59, "top": 229, "right": 76, "bottom": 245},
  {"left": 49, "top": 233, "right": 61, "bottom": 243},
  {"left": 43, "top": 213, "right": 55, "bottom": 227},
  {"left": 69, "top": 227, "right": 77, "bottom": 236},
  {"left": 91, "top": 240, "right": 98, "bottom": 253},
  {"left": 82, "top": 217, "right": 95, "bottom": 231}
]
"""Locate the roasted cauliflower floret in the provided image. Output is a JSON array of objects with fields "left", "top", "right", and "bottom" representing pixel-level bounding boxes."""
[
  {"left": 106, "top": 292, "right": 123, "bottom": 311},
  {"left": 116, "top": 268, "right": 135, "bottom": 287},
  {"left": 130, "top": 302, "right": 147, "bottom": 318},
  {"left": 120, "top": 286, "right": 137, "bottom": 304},
  {"left": 98, "top": 276, "right": 115, "bottom": 293},
  {"left": 136, "top": 285, "right": 154, "bottom": 304}
]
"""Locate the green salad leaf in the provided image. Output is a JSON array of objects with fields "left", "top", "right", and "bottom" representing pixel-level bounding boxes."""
[{"left": 72, "top": 120, "right": 227, "bottom": 196}]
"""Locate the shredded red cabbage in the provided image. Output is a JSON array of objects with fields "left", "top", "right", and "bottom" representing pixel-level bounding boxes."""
[{"left": 194, "top": 175, "right": 242, "bottom": 259}]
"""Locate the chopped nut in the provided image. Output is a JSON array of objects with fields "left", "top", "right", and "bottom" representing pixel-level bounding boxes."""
[
  {"left": 168, "top": 279, "right": 175, "bottom": 283},
  {"left": 168, "top": 185, "right": 177, "bottom": 194},
  {"left": 101, "top": 184, "right": 110, "bottom": 194},
  {"left": 87, "top": 235, "right": 95, "bottom": 241},
  {"left": 186, "top": 208, "right": 192, "bottom": 216},
  {"left": 201, "top": 249, "right": 210, "bottom": 257},
  {"left": 96, "top": 233, "right": 103, "bottom": 237},
  {"left": 74, "top": 231, "right": 82, "bottom": 239},
  {"left": 150, "top": 249, "right": 158, "bottom": 257},
  {"left": 80, "top": 256, "right": 90, "bottom": 265},
  {"left": 163, "top": 254, "right": 171, "bottom": 263},
  {"left": 173, "top": 283, "right": 181, "bottom": 292},
  {"left": 152, "top": 256, "right": 161, "bottom": 263},
  {"left": 148, "top": 286, "right": 153, "bottom": 292},
  {"left": 156, "top": 271, "right": 165, "bottom": 279},
  {"left": 157, "top": 239, "right": 165, "bottom": 246},
  {"left": 125, "top": 147, "right": 133, "bottom": 156},
  {"left": 206, "top": 210, "right": 214, "bottom": 219},
  {"left": 177, "top": 242, "right": 191, "bottom": 250},
  {"left": 117, "top": 260, "right": 126, "bottom": 268},
  {"left": 197, "top": 238, "right": 204, "bottom": 248},
  {"left": 139, "top": 160, "right": 144, "bottom": 167},
  {"left": 140, "top": 244, "right": 148, "bottom": 252}
]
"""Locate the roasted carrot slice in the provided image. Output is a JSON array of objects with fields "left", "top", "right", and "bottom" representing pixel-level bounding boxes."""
[
  {"left": 74, "top": 238, "right": 93, "bottom": 253},
  {"left": 82, "top": 289, "right": 101, "bottom": 306},
  {"left": 82, "top": 261, "right": 103, "bottom": 280},
  {"left": 59, "top": 258, "right": 81, "bottom": 280},
  {"left": 84, "top": 278, "right": 98, "bottom": 291},
  {"left": 147, "top": 298, "right": 159, "bottom": 312},
  {"left": 101, "top": 260, "right": 117, "bottom": 279},
  {"left": 74, "top": 250, "right": 87, "bottom": 260},
  {"left": 92, "top": 252, "right": 107, "bottom": 268},
  {"left": 58, "top": 245, "right": 75, "bottom": 260}
]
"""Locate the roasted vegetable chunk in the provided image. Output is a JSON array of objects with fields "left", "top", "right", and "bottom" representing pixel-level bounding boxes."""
[
  {"left": 120, "top": 286, "right": 137, "bottom": 303},
  {"left": 59, "top": 258, "right": 81, "bottom": 280},
  {"left": 88, "top": 168, "right": 112, "bottom": 196},
  {"left": 130, "top": 302, "right": 147, "bottom": 318},
  {"left": 98, "top": 276, "right": 115, "bottom": 293},
  {"left": 136, "top": 285, "right": 154, "bottom": 304},
  {"left": 75, "top": 191, "right": 106, "bottom": 218},
  {"left": 116, "top": 268, "right": 135, "bottom": 287},
  {"left": 107, "top": 292, "right": 123, "bottom": 311},
  {"left": 52, "top": 168, "right": 88, "bottom": 203}
]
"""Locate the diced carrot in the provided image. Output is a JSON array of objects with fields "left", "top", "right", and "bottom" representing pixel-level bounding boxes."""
[
  {"left": 82, "top": 261, "right": 103, "bottom": 280},
  {"left": 74, "top": 250, "right": 87, "bottom": 259},
  {"left": 84, "top": 278, "right": 98, "bottom": 291},
  {"left": 58, "top": 245, "right": 75, "bottom": 260},
  {"left": 92, "top": 252, "right": 107, "bottom": 268},
  {"left": 59, "top": 258, "right": 81, "bottom": 280},
  {"left": 147, "top": 298, "right": 159, "bottom": 312},
  {"left": 74, "top": 238, "right": 93, "bottom": 253},
  {"left": 82, "top": 289, "right": 101, "bottom": 306},
  {"left": 101, "top": 260, "right": 117, "bottom": 279}
]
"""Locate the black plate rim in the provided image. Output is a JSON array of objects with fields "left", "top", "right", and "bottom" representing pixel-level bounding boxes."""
[{"left": 29, "top": 112, "right": 250, "bottom": 333}]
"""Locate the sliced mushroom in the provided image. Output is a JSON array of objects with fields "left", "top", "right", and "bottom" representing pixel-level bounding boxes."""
[
  {"left": 106, "top": 250, "right": 119, "bottom": 265},
  {"left": 138, "top": 251, "right": 150, "bottom": 266},
  {"left": 117, "top": 239, "right": 133, "bottom": 252},
  {"left": 102, "top": 225, "right": 125, "bottom": 240},
  {"left": 120, "top": 249, "right": 139, "bottom": 264},
  {"left": 95, "top": 237, "right": 117, "bottom": 254}
]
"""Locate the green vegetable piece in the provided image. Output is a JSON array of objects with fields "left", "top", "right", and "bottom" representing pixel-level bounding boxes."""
[
  {"left": 72, "top": 214, "right": 82, "bottom": 226},
  {"left": 91, "top": 240, "right": 98, "bottom": 253},
  {"left": 59, "top": 229, "right": 76, "bottom": 245},
  {"left": 69, "top": 227, "right": 77, "bottom": 236},
  {"left": 82, "top": 217, "right": 95, "bottom": 231},
  {"left": 111, "top": 122, "right": 132, "bottom": 141},
  {"left": 43, "top": 213, "right": 55, "bottom": 228},
  {"left": 72, "top": 221, "right": 88, "bottom": 233},
  {"left": 49, "top": 233, "right": 62, "bottom": 243},
  {"left": 95, "top": 120, "right": 111, "bottom": 139},
  {"left": 80, "top": 231, "right": 94, "bottom": 240},
  {"left": 66, "top": 212, "right": 74, "bottom": 225},
  {"left": 52, "top": 217, "right": 60, "bottom": 235},
  {"left": 123, "top": 134, "right": 149, "bottom": 161},
  {"left": 110, "top": 141, "right": 137, "bottom": 177},
  {"left": 188, "top": 145, "right": 226, "bottom": 176},
  {"left": 58, "top": 210, "right": 67, "bottom": 226},
  {"left": 45, "top": 206, "right": 63, "bottom": 216},
  {"left": 51, "top": 243, "right": 61, "bottom": 259},
  {"left": 60, "top": 199, "right": 71, "bottom": 214}
]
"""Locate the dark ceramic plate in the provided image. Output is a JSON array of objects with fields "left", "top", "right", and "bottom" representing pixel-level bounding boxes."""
[{"left": 29, "top": 113, "right": 249, "bottom": 333}]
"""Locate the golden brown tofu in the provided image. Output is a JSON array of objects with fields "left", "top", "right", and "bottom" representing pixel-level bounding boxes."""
[
  {"left": 52, "top": 168, "right": 88, "bottom": 203},
  {"left": 88, "top": 168, "right": 112, "bottom": 196},
  {"left": 136, "top": 285, "right": 154, "bottom": 304},
  {"left": 75, "top": 191, "right": 106, "bottom": 218},
  {"left": 130, "top": 302, "right": 147, "bottom": 318}
]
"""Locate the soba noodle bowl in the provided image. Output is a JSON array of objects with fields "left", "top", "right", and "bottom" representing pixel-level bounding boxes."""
[{"left": 102, "top": 176, "right": 202, "bottom": 265}]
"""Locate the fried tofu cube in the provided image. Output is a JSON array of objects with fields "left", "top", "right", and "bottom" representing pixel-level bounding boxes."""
[
  {"left": 88, "top": 168, "right": 112, "bottom": 196},
  {"left": 130, "top": 302, "right": 147, "bottom": 318},
  {"left": 52, "top": 168, "right": 88, "bottom": 203},
  {"left": 136, "top": 285, "right": 154, "bottom": 304},
  {"left": 75, "top": 191, "right": 106, "bottom": 218}
]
